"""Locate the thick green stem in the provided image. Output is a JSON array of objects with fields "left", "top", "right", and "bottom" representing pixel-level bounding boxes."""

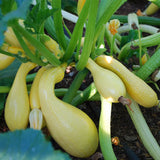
[
  {"left": 11, "top": 21, "right": 61, "bottom": 66},
  {"left": 55, "top": 88, "right": 81, "bottom": 97},
  {"left": 45, "top": 17, "right": 70, "bottom": 45},
  {"left": 111, "top": 15, "right": 160, "bottom": 26},
  {"left": 126, "top": 94, "right": 160, "bottom": 160},
  {"left": 99, "top": 96, "right": 117, "bottom": 160},
  {"left": 0, "top": 86, "right": 10, "bottom": 93},
  {"left": 110, "top": 35, "right": 116, "bottom": 56},
  {"left": 38, "top": 0, "right": 46, "bottom": 34},
  {"left": 138, "top": 29, "right": 142, "bottom": 66},
  {"left": 71, "top": 82, "right": 98, "bottom": 106},
  {"left": 0, "top": 84, "right": 82, "bottom": 97},
  {"left": 62, "top": 0, "right": 90, "bottom": 62},
  {"left": 62, "top": 68, "right": 88, "bottom": 103},
  {"left": 97, "top": 25, "right": 106, "bottom": 49},
  {"left": 118, "top": 24, "right": 159, "bottom": 35},
  {"left": 52, "top": 0, "right": 67, "bottom": 50},
  {"left": 26, "top": 73, "right": 37, "bottom": 82},
  {"left": 135, "top": 49, "right": 160, "bottom": 80},
  {"left": 118, "top": 32, "right": 160, "bottom": 61},
  {"left": 76, "top": 0, "right": 99, "bottom": 71}
]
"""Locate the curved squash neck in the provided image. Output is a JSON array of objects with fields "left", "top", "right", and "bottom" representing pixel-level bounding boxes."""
[
  {"left": 86, "top": 58, "right": 100, "bottom": 73},
  {"left": 45, "top": 64, "right": 66, "bottom": 99},
  {"left": 14, "top": 62, "right": 36, "bottom": 83}
]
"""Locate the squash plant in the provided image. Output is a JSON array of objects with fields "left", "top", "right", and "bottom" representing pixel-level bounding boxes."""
[{"left": 0, "top": 0, "right": 160, "bottom": 159}]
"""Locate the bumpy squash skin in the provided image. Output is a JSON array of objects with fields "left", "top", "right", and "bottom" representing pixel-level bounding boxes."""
[
  {"left": 86, "top": 58, "right": 126, "bottom": 103},
  {"left": 5, "top": 62, "right": 37, "bottom": 131},
  {"left": 95, "top": 55, "right": 158, "bottom": 107},
  {"left": 39, "top": 65, "right": 98, "bottom": 158}
]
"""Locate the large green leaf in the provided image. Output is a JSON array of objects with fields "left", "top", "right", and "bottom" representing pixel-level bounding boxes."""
[
  {"left": 0, "top": 0, "right": 32, "bottom": 45},
  {"left": 0, "top": 0, "right": 16, "bottom": 15},
  {"left": 0, "top": 59, "right": 21, "bottom": 86},
  {"left": 24, "top": 4, "right": 58, "bottom": 34},
  {"left": 0, "top": 129, "right": 71, "bottom": 160}
]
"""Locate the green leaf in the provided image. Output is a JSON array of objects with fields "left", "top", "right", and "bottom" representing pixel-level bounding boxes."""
[
  {"left": 97, "top": 0, "right": 111, "bottom": 21},
  {"left": 24, "top": 4, "right": 58, "bottom": 33},
  {"left": 120, "top": 30, "right": 139, "bottom": 48},
  {"left": 0, "top": 129, "right": 71, "bottom": 160},
  {"left": 0, "top": 0, "right": 16, "bottom": 15},
  {"left": 120, "top": 29, "right": 146, "bottom": 62},
  {"left": 0, "top": 59, "right": 21, "bottom": 86},
  {"left": 2, "top": 0, "right": 32, "bottom": 22},
  {"left": 0, "top": 0, "right": 32, "bottom": 46}
]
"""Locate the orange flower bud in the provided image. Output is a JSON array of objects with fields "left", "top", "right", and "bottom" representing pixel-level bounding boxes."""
[{"left": 108, "top": 19, "right": 120, "bottom": 35}]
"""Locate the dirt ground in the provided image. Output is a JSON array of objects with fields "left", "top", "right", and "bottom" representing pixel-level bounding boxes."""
[{"left": 0, "top": 0, "right": 160, "bottom": 160}]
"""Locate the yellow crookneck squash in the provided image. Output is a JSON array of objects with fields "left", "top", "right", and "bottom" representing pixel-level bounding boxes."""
[
  {"left": 95, "top": 55, "right": 159, "bottom": 107},
  {"left": 5, "top": 62, "right": 37, "bottom": 131},
  {"left": 86, "top": 57, "right": 126, "bottom": 103},
  {"left": 39, "top": 64, "right": 98, "bottom": 158}
]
